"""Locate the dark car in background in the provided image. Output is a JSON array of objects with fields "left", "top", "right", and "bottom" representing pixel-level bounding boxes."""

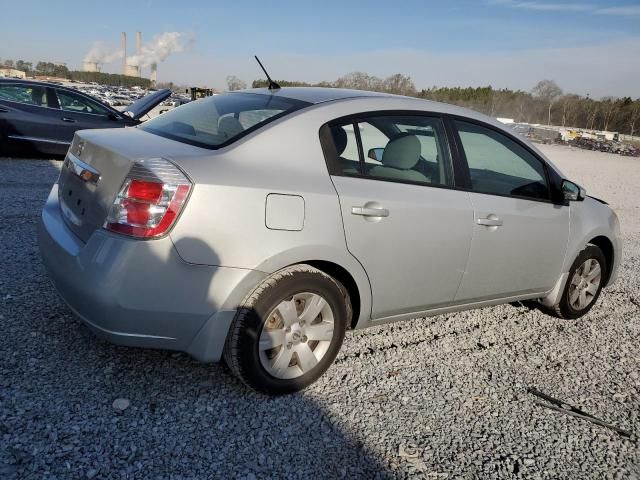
[{"left": 0, "top": 79, "right": 170, "bottom": 156}]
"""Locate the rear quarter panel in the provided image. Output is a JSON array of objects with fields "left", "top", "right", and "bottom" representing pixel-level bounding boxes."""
[{"left": 167, "top": 102, "right": 382, "bottom": 326}]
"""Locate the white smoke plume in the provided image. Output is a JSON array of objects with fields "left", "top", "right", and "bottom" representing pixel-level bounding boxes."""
[
  {"left": 126, "top": 32, "right": 191, "bottom": 67},
  {"left": 83, "top": 41, "right": 123, "bottom": 64}
]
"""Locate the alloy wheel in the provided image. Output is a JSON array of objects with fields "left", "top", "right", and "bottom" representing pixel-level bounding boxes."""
[{"left": 568, "top": 258, "right": 602, "bottom": 311}]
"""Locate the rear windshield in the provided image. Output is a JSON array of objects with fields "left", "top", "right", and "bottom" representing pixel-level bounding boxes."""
[{"left": 140, "top": 92, "right": 310, "bottom": 149}]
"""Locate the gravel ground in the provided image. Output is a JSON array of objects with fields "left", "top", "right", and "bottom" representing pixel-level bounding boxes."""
[{"left": 0, "top": 145, "right": 638, "bottom": 479}]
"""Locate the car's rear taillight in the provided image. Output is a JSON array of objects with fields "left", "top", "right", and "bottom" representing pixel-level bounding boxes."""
[{"left": 104, "top": 158, "right": 191, "bottom": 238}]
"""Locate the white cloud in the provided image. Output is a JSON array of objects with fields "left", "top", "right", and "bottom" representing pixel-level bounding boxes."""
[
  {"left": 595, "top": 5, "right": 640, "bottom": 15},
  {"left": 490, "top": 1, "right": 640, "bottom": 16},
  {"left": 488, "top": 0, "right": 593, "bottom": 12}
]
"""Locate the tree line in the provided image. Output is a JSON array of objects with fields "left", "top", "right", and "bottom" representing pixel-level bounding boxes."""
[
  {"left": 1, "top": 58, "right": 151, "bottom": 88},
  {"left": 248, "top": 74, "right": 640, "bottom": 136}
]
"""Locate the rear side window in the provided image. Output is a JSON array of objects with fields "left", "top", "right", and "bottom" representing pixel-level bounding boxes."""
[
  {"left": 0, "top": 84, "right": 48, "bottom": 107},
  {"left": 327, "top": 115, "right": 453, "bottom": 187},
  {"left": 56, "top": 90, "right": 110, "bottom": 116},
  {"left": 455, "top": 120, "right": 550, "bottom": 201},
  {"left": 141, "top": 93, "right": 310, "bottom": 149}
]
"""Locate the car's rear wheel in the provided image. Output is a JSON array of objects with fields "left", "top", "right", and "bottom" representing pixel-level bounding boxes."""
[
  {"left": 553, "top": 245, "right": 606, "bottom": 319},
  {"left": 223, "top": 265, "right": 348, "bottom": 395}
]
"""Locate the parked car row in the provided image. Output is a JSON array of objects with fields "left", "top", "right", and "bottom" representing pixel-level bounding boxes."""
[{"left": 0, "top": 78, "right": 171, "bottom": 155}]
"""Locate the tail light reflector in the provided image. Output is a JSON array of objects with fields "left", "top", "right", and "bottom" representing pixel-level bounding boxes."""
[{"left": 105, "top": 158, "right": 191, "bottom": 238}]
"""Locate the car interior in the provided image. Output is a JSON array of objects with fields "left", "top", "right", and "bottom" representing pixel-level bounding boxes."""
[{"left": 331, "top": 121, "right": 449, "bottom": 186}]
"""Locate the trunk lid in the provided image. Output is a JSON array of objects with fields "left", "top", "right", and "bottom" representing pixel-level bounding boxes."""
[
  {"left": 123, "top": 88, "right": 171, "bottom": 120},
  {"left": 57, "top": 127, "right": 205, "bottom": 242}
]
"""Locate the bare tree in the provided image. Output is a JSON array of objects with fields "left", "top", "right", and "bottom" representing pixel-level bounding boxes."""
[
  {"left": 628, "top": 101, "right": 640, "bottom": 139},
  {"left": 586, "top": 101, "right": 599, "bottom": 130},
  {"left": 383, "top": 74, "right": 416, "bottom": 96},
  {"left": 334, "top": 72, "right": 384, "bottom": 91},
  {"left": 226, "top": 75, "right": 246, "bottom": 91},
  {"left": 559, "top": 94, "right": 581, "bottom": 127},
  {"left": 599, "top": 97, "right": 619, "bottom": 132},
  {"left": 531, "top": 80, "right": 563, "bottom": 125}
]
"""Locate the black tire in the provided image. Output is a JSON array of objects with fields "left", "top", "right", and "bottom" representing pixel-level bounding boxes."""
[
  {"left": 552, "top": 245, "right": 607, "bottom": 319},
  {"left": 0, "top": 131, "right": 9, "bottom": 157},
  {"left": 223, "top": 264, "right": 348, "bottom": 395}
]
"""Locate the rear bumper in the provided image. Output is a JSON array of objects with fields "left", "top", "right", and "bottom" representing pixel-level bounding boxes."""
[{"left": 38, "top": 184, "right": 266, "bottom": 361}]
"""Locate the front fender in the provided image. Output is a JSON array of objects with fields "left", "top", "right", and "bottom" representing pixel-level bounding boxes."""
[{"left": 563, "top": 197, "right": 621, "bottom": 286}]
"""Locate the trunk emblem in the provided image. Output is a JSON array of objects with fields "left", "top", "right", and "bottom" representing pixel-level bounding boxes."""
[
  {"left": 76, "top": 140, "right": 86, "bottom": 157},
  {"left": 64, "top": 153, "right": 101, "bottom": 185}
]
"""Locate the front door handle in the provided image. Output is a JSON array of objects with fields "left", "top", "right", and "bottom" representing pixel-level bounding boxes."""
[
  {"left": 477, "top": 216, "right": 503, "bottom": 227},
  {"left": 352, "top": 206, "right": 389, "bottom": 217},
  {"left": 61, "top": 117, "right": 76, "bottom": 123},
  {"left": 0, "top": 107, "right": 9, "bottom": 113}
]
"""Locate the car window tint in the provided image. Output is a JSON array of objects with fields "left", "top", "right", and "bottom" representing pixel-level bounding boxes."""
[
  {"left": 329, "top": 116, "right": 453, "bottom": 187},
  {"left": 455, "top": 120, "right": 549, "bottom": 201},
  {"left": 238, "top": 109, "right": 285, "bottom": 129},
  {"left": 57, "top": 90, "right": 109, "bottom": 116},
  {"left": 141, "top": 93, "right": 310, "bottom": 149},
  {"left": 328, "top": 124, "right": 360, "bottom": 174},
  {"left": 0, "top": 84, "right": 48, "bottom": 106},
  {"left": 357, "top": 122, "right": 387, "bottom": 165}
]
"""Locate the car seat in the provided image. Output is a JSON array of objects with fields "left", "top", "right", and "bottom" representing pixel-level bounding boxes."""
[
  {"left": 218, "top": 115, "right": 244, "bottom": 139},
  {"left": 368, "top": 134, "right": 429, "bottom": 182}
]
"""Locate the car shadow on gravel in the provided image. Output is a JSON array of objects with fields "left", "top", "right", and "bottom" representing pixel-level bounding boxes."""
[{"left": 3, "top": 231, "right": 392, "bottom": 479}]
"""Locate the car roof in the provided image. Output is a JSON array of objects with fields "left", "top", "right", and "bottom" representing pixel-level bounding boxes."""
[
  {"left": 0, "top": 78, "right": 60, "bottom": 87},
  {"left": 234, "top": 87, "right": 398, "bottom": 104},
  {"left": 0, "top": 78, "right": 84, "bottom": 95},
  {"left": 232, "top": 87, "right": 565, "bottom": 177}
]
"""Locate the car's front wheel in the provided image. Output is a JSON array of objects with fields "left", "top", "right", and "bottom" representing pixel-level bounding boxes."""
[
  {"left": 223, "top": 265, "right": 349, "bottom": 395},
  {"left": 553, "top": 245, "right": 607, "bottom": 319}
]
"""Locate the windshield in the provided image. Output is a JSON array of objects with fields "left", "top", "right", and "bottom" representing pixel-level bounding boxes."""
[{"left": 140, "top": 92, "right": 310, "bottom": 149}]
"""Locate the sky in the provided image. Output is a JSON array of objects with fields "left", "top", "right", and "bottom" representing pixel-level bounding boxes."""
[{"left": 1, "top": 0, "right": 639, "bottom": 98}]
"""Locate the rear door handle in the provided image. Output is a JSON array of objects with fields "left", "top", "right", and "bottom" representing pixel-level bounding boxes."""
[
  {"left": 0, "top": 107, "right": 8, "bottom": 113},
  {"left": 61, "top": 117, "right": 76, "bottom": 123},
  {"left": 352, "top": 206, "right": 389, "bottom": 217},
  {"left": 477, "top": 216, "right": 503, "bottom": 227}
]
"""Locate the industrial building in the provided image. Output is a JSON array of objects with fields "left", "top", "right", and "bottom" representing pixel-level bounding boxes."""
[{"left": 84, "top": 31, "right": 157, "bottom": 85}]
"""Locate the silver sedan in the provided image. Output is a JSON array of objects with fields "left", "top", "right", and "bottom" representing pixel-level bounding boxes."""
[{"left": 38, "top": 87, "right": 621, "bottom": 394}]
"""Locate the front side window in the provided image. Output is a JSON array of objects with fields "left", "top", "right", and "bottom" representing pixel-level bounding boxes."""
[
  {"left": 328, "top": 115, "right": 453, "bottom": 187},
  {"left": 0, "top": 84, "right": 48, "bottom": 106},
  {"left": 455, "top": 121, "right": 550, "bottom": 201},
  {"left": 56, "top": 90, "right": 110, "bottom": 116},
  {"left": 141, "top": 93, "right": 310, "bottom": 149}
]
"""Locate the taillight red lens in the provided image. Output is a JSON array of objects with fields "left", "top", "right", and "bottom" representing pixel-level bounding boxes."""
[
  {"left": 127, "top": 179, "right": 163, "bottom": 203},
  {"left": 104, "top": 159, "right": 191, "bottom": 239}
]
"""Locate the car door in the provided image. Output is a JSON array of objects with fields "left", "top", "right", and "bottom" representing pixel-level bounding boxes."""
[
  {"left": 53, "top": 88, "right": 120, "bottom": 144},
  {"left": 322, "top": 114, "right": 474, "bottom": 320},
  {"left": 451, "top": 119, "right": 569, "bottom": 302},
  {"left": 0, "top": 83, "right": 62, "bottom": 148}
]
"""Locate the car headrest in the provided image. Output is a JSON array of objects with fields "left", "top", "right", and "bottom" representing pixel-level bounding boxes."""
[
  {"left": 218, "top": 116, "right": 244, "bottom": 139},
  {"left": 332, "top": 126, "right": 348, "bottom": 156},
  {"left": 381, "top": 134, "right": 421, "bottom": 170}
]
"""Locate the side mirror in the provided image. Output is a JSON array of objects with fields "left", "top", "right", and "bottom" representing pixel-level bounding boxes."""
[
  {"left": 367, "top": 148, "right": 384, "bottom": 162},
  {"left": 561, "top": 179, "right": 586, "bottom": 202}
]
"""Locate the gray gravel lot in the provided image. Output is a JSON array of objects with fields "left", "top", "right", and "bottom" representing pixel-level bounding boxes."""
[{"left": 0, "top": 146, "right": 638, "bottom": 479}]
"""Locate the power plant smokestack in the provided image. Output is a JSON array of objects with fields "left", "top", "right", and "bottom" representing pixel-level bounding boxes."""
[
  {"left": 150, "top": 63, "right": 157, "bottom": 85},
  {"left": 136, "top": 32, "right": 142, "bottom": 56},
  {"left": 121, "top": 32, "right": 127, "bottom": 75}
]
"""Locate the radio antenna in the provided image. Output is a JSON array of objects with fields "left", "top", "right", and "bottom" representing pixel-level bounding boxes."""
[{"left": 254, "top": 56, "right": 281, "bottom": 90}]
